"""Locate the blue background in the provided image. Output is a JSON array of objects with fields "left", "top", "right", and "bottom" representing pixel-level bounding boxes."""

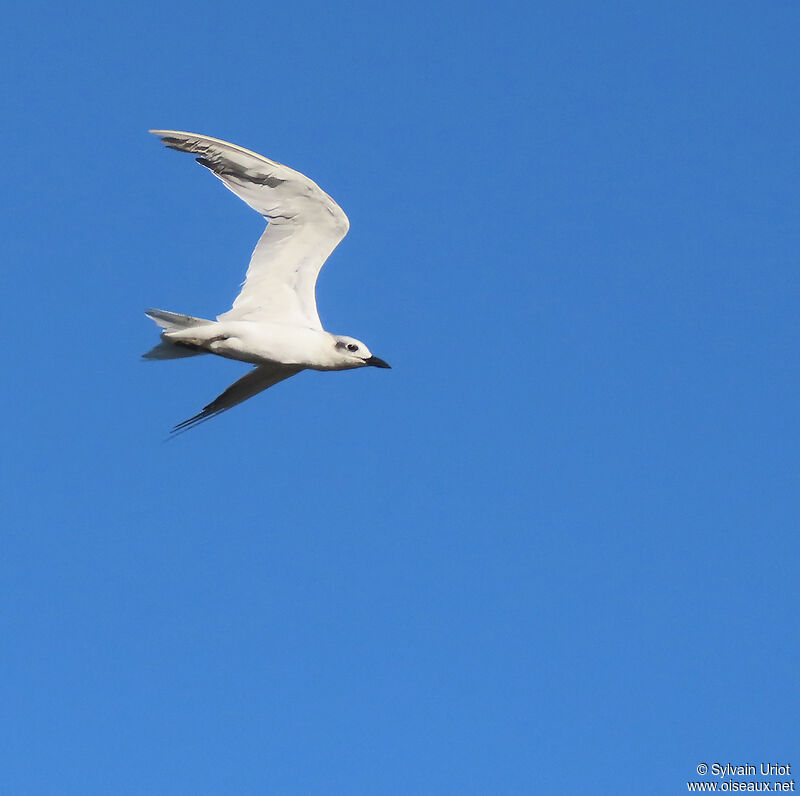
[{"left": 1, "top": 1, "right": 798, "bottom": 793}]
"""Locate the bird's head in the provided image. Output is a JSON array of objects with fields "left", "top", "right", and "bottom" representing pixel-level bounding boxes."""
[{"left": 332, "top": 335, "right": 391, "bottom": 370}]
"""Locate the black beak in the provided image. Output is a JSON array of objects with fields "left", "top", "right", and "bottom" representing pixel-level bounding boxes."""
[{"left": 365, "top": 355, "right": 391, "bottom": 369}]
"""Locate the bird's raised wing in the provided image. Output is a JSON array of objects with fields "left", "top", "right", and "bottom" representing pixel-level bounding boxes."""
[
  {"left": 150, "top": 130, "right": 350, "bottom": 329},
  {"left": 171, "top": 363, "right": 303, "bottom": 435}
]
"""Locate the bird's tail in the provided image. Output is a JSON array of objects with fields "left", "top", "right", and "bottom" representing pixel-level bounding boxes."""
[{"left": 143, "top": 308, "right": 213, "bottom": 360}]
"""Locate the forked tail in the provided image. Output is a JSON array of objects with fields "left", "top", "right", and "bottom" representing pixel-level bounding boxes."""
[{"left": 143, "top": 308, "right": 213, "bottom": 360}]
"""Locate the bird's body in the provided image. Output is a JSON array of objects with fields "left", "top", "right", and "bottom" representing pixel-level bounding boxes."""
[
  {"left": 162, "top": 318, "right": 361, "bottom": 371},
  {"left": 144, "top": 131, "right": 389, "bottom": 432}
]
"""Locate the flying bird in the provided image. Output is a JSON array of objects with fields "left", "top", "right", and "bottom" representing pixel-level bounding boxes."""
[{"left": 144, "top": 130, "right": 390, "bottom": 433}]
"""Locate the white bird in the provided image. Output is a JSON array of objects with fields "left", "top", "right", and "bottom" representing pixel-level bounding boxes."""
[{"left": 144, "top": 130, "right": 390, "bottom": 433}]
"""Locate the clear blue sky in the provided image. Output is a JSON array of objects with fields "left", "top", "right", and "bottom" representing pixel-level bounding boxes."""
[{"left": 1, "top": 1, "right": 798, "bottom": 793}]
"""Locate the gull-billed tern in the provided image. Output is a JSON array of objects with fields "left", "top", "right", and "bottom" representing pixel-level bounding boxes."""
[{"left": 144, "top": 130, "right": 390, "bottom": 433}]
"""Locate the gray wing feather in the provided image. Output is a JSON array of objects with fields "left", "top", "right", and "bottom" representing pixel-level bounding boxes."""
[
  {"left": 150, "top": 130, "right": 349, "bottom": 329},
  {"left": 171, "top": 363, "right": 302, "bottom": 434}
]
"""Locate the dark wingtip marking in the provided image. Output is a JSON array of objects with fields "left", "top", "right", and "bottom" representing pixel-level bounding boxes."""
[
  {"left": 194, "top": 155, "right": 286, "bottom": 188},
  {"left": 170, "top": 390, "right": 233, "bottom": 435},
  {"left": 170, "top": 407, "right": 223, "bottom": 436},
  {"left": 161, "top": 136, "right": 193, "bottom": 151},
  {"left": 159, "top": 136, "right": 288, "bottom": 187},
  {"left": 247, "top": 173, "right": 286, "bottom": 188}
]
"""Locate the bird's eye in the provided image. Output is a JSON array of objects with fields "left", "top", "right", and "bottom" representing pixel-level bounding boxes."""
[{"left": 347, "top": 344, "right": 359, "bottom": 352}]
